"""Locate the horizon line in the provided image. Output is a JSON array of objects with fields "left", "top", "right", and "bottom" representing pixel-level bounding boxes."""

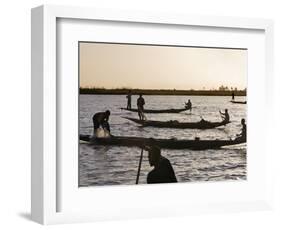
[{"left": 79, "top": 87, "right": 247, "bottom": 91}]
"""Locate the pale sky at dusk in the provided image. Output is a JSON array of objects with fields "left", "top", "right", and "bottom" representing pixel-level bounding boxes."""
[{"left": 79, "top": 42, "right": 247, "bottom": 90}]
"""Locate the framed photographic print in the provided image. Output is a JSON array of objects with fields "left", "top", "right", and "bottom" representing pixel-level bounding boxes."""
[{"left": 31, "top": 5, "right": 274, "bottom": 225}]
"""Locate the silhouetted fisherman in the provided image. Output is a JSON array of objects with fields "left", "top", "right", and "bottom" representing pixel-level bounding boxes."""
[
  {"left": 185, "top": 99, "right": 192, "bottom": 112},
  {"left": 126, "top": 90, "right": 132, "bottom": 109},
  {"left": 146, "top": 145, "right": 177, "bottom": 184},
  {"left": 92, "top": 110, "right": 111, "bottom": 134},
  {"left": 137, "top": 94, "right": 146, "bottom": 120},
  {"left": 232, "top": 91, "right": 235, "bottom": 100},
  {"left": 236, "top": 118, "right": 246, "bottom": 141},
  {"left": 219, "top": 109, "right": 230, "bottom": 123}
]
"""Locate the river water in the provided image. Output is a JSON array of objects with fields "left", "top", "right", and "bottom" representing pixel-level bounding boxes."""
[{"left": 79, "top": 95, "right": 247, "bottom": 187}]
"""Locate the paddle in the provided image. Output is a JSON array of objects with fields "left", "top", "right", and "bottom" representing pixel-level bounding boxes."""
[
  {"left": 136, "top": 147, "right": 144, "bottom": 184},
  {"left": 219, "top": 110, "right": 225, "bottom": 121}
]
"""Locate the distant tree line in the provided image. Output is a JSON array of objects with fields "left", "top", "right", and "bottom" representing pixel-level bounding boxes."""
[
  {"left": 218, "top": 85, "right": 247, "bottom": 92},
  {"left": 80, "top": 87, "right": 246, "bottom": 96}
]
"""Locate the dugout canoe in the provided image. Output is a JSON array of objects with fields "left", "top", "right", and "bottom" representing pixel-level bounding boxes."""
[
  {"left": 120, "top": 107, "right": 190, "bottom": 113},
  {"left": 230, "top": 100, "right": 247, "bottom": 104},
  {"left": 123, "top": 117, "right": 230, "bottom": 129},
  {"left": 80, "top": 135, "right": 245, "bottom": 150}
]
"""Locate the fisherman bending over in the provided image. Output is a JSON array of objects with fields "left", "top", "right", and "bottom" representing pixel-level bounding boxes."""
[
  {"left": 126, "top": 90, "right": 132, "bottom": 109},
  {"left": 146, "top": 145, "right": 177, "bottom": 184},
  {"left": 92, "top": 110, "right": 111, "bottom": 137},
  {"left": 219, "top": 109, "right": 230, "bottom": 123},
  {"left": 185, "top": 99, "right": 192, "bottom": 112},
  {"left": 137, "top": 94, "right": 146, "bottom": 120},
  {"left": 236, "top": 118, "right": 246, "bottom": 141}
]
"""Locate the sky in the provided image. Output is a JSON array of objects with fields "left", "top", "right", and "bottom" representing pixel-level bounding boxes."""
[{"left": 79, "top": 42, "right": 247, "bottom": 90}]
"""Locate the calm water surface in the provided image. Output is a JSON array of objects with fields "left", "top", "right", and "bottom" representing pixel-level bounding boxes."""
[{"left": 79, "top": 95, "right": 247, "bottom": 186}]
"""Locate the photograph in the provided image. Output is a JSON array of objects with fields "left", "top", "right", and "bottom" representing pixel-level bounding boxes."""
[{"left": 79, "top": 42, "right": 247, "bottom": 187}]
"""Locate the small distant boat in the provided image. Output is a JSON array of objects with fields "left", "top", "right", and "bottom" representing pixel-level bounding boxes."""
[
  {"left": 230, "top": 100, "right": 247, "bottom": 104},
  {"left": 120, "top": 106, "right": 190, "bottom": 113},
  {"left": 123, "top": 117, "right": 230, "bottom": 129},
  {"left": 80, "top": 135, "right": 245, "bottom": 150}
]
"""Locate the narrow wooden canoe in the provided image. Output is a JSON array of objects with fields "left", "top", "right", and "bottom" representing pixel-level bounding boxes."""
[
  {"left": 230, "top": 100, "right": 247, "bottom": 104},
  {"left": 80, "top": 135, "right": 246, "bottom": 150},
  {"left": 123, "top": 117, "right": 230, "bottom": 129},
  {"left": 120, "top": 107, "right": 190, "bottom": 113}
]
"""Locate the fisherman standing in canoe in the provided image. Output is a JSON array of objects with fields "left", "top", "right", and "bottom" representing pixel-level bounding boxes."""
[
  {"left": 146, "top": 145, "right": 177, "bottom": 184},
  {"left": 137, "top": 94, "right": 146, "bottom": 120},
  {"left": 92, "top": 110, "right": 111, "bottom": 137},
  {"left": 219, "top": 109, "right": 230, "bottom": 123},
  {"left": 232, "top": 91, "right": 235, "bottom": 100},
  {"left": 126, "top": 90, "right": 132, "bottom": 109},
  {"left": 185, "top": 99, "right": 192, "bottom": 112}
]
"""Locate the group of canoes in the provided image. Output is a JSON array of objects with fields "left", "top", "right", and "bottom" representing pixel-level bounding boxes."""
[
  {"left": 81, "top": 92, "right": 246, "bottom": 184},
  {"left": 83, "top": 93, "right": 246, "bottom": 149}
]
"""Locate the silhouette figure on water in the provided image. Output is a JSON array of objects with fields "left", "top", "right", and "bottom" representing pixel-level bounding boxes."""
[
  {"left": 185, "top": 99, "right": 192, "bottom": 112},
  {"left": 137, "top": 94, "right": 146, "bottom": 120},
  {"left": 92, "top": 110, "right": 111, "bottom": 137},
  {"left": 232, "top": 91, "right": 235, "bottom": 100},
  {"left": 146, "top": 145, "right": 177, "bottom": 184},
  {"left": 126, "top": 90, "right": 132, "bottom": 109},
  {"left": 236, "top": 118, "right": 246, "bottom": 141},
  {"left": 219, "top": 109, "right": 230, "bottom": 123}
]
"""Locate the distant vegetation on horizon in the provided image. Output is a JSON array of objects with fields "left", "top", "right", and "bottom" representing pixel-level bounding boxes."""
[{"left": 80, "top": 86, "right": 246, "bottom": 96}]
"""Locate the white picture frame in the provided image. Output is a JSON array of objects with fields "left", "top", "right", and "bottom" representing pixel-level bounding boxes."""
[{"left": 31, "top": 5, "right": 274, "bottom": 225}]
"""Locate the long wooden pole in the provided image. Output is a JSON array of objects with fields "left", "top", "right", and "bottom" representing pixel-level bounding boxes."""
[{"left": 136, "top": 148, "right": 144, "bottom": 184}]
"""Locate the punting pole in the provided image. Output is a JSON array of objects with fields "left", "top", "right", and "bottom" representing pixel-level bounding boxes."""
[{"left": 136, "top": 147, "right": 144, "bottom": 184}]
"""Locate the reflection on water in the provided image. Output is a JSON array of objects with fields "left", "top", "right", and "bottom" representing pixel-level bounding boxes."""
[{"left": 79, "top": 95, "right": 247, "bottom": 186}]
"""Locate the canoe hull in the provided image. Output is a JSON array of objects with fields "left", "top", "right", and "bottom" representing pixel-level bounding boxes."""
[
  {"left": 230, "top": 100, "right": 247, "bottom": 104},
  {"left": 80, "top": 135, "right": 246, "bottom": 150},
  {"left": 120, "top": 107, "right": 190, "bottom": 113},
  {"left": 123, "top": 117, "right": 230, "bottom": 129}
]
